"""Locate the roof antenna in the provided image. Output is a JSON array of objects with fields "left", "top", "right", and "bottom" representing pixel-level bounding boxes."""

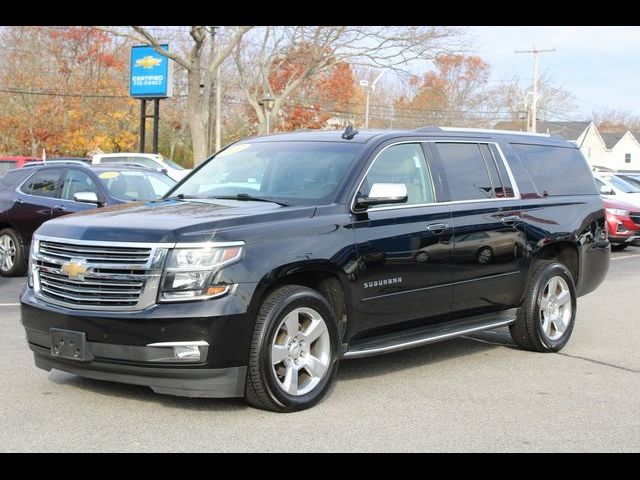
[{"left": 342, "top": 124, "right": 359, "bottom": 140}]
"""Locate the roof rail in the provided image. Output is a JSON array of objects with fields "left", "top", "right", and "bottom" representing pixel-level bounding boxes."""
[
  {"left": 414, "top": 126, "right": 553, "bottom": 138},
  {"left": 23, "top": 160, "right": 89, "bottom": 168}
]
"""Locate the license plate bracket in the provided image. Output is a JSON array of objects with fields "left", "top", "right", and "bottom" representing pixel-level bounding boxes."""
[{"left": 50, "top": 329, "right": 93, "bottom": 362}]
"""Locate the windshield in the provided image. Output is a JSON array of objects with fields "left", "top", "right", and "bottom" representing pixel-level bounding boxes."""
[
  {"left": 169, "top": 141, "right": 363, "bottom": 205},
  {"left": 160, "top": 156, "right": 186, "bottom": 171},
  {"left": 99, "top": 170, "right": 176, "bottom": 201},
  {"left": 606, "top": 175, "right": 640, "bottom": 193},
  {"left": 620, "top": 175, "right": 640, "bottom": 189}
]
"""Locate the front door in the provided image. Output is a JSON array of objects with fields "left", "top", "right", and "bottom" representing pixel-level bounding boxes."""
[
  {"left": 352, "top": 142, "right": 453, "bottom": 336},
  {"left": 430, "top": 141, "right": 526, "bottom": 313}
]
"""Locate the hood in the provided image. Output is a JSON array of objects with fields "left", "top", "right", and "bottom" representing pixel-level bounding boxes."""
[
  {"left": 36, "top": 198, "right": 316, "bottom": 243},
  {"left": 603, "top": 197, "right": 640, "bottom": 212}
]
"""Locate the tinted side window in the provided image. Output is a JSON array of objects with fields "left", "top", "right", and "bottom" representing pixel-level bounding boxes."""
[
  {"left": 488, "top": 144, "right": 514, "bottom": 198},
  {"left": 362, "top": 143, "right": 435, "bottom": 205},
  {"left": 23, "top": 169, "right": 64, "bottom": 198},
  {"left": 511, "top": 144, "right": 597, "bottom": 196},
  {"left": 434, "top": 143, "right": 494, "bottom": 201}
]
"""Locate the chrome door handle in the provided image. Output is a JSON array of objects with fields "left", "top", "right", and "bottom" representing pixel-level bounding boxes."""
[
  {"left": 53, "top": 205, "right": 66, "bottom": 212},
  {"left": 15, "top": 198, "right": 24, "bottom": 204},
  {"left": 426, "top": 223, "right": 449, "bottom": 232},
  {"left": 501, "top": 215, "right": 520, "bottom": 224}
]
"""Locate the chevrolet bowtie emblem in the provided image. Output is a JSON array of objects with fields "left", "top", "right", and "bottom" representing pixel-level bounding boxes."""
[
  {"left": 60, "top": 260, "right": 88, "bottom": 280},
  {"left": 135, "top": 56, "right": 162, "bottom": 69}
]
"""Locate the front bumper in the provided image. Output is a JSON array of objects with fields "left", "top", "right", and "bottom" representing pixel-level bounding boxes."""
[
  {"left": 21, "top": 284, "right": 257, "bottom": 398},
  {"left": 608, "top": 234, "right": 640, "bottom": 244},
  {"left": 30, "top": 343, "right": 246, "bottom": 398}
]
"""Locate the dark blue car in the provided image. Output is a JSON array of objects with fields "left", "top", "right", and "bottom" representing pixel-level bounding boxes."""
[{"left": 0, "top": 162, "right": 176, "bottom": 276}]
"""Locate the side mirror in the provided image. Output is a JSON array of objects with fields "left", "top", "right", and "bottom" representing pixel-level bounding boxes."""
[
  {"left": 73, "top": 191, "right": 100, "bottom": 205},
  {"left": 356, "top": 183, "right": 408, "bottom": 209},
  {"left": 600, "top": 185, "right": 615, "bottom": 195}
]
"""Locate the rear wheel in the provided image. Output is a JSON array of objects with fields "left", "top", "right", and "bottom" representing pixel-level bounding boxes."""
[
  {"left": 245, "top": 285, "right": 340, "bottom": 412},
  {"left": 510, "top": 260, "right": 576, "bottom": 352},
  {"left": 0, "top": 228, "right": 26, "bottom": 277}
]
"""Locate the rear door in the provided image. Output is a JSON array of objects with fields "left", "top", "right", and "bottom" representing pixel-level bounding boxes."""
[
  {"left": 8, "top": 168, "right": 64, "bottom": 244},
  {"left": 352, "top": 141, "right": 454, "bottom": 334},
  {"left": 430, "top": 141, "right": 526, "bottom": 313}
]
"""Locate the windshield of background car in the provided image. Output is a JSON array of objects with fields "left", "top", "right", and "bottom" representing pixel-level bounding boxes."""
[
  {"left": 161, "top": 156, "right": 186, "bottom": 171},
  {"left": 98, "top": 170, "right": 176, "bottom": 201},
  {"left": 170, "top": 141, "right": 364, "bottom": 205},
  {"left": 606, "top": 175, "right": 640, "bottom": 193}
]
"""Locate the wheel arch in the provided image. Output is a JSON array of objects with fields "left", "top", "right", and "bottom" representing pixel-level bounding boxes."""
[
  {"left": 250, "top": 260, "right": 352, "bottom": 340},
  {"left": 532, "top": 241, "right": 579, "bottom": 285}
]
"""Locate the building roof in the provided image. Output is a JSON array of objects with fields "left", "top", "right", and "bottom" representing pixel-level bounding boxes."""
[
  {"left": 600, "top": 132, "right": 625, "bottom": 149},
  {"left": 494, "top": 120, "right": 590, "bottom": 141}
]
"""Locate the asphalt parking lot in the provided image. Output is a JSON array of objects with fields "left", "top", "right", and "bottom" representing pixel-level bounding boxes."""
[{"left": 1, "top": 250, "right": 639, "bottom": 452}]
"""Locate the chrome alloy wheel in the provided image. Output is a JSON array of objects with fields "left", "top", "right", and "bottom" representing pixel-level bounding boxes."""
[
  {"left": 539, "top": 275, "right": 572, "bottom": 341},
  {"left": 0, "top": 234, "right": 16, "bottom": 273},
  {"left": 271, "top": 307, "right": 331, "bottom": 396}
]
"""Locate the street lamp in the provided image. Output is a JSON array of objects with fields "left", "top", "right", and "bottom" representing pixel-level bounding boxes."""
[
  {"left": 261, "top": 96, "right": 275, "bottom": 134},
  {"left": 360, "top": 71, "right": 385, "bottom": 129}
]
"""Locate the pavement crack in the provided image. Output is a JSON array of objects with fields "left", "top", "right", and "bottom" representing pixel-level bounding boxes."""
[{"left": 557, "top": 352, "right": 640, "bottom": 374}]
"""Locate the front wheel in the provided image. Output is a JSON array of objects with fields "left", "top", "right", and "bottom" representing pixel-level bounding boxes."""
[
  {"left": 245, "top": 285, "right": 340, "bottom": 412},
  {"left": 510, "top": 260, "right": 577, "bottom": 352},
  {"left": 0, "top": 228, "right": 26, "bottom": 277}
]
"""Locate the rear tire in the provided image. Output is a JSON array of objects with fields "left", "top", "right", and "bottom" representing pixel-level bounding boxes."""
[
  {"left": 0, "top": 228, "right": 26, "bottom": 277},
  {"left": 510, "top": 260, "right": 576, "bottom": 352},
  {"left": 245, "top": 285, "right": 340, "bottom": 412}
]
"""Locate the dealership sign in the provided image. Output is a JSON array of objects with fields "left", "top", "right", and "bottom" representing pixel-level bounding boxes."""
[{"left": 129, "top": 44, "right": 173, "bottom": 98}]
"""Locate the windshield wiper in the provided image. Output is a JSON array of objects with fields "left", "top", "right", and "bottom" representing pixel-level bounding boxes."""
[{"left": 209, "top": 193, "right": 290, "bottom": 207}]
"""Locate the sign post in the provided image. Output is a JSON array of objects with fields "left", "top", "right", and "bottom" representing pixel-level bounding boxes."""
[{"left": 129, "top": 44, "right": 173, "bottom": 154}]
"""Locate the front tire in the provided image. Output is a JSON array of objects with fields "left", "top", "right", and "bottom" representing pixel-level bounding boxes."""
[
  {"left": 0, "top": 228, "right": 26, "bottom": 277},
  {"left": 510, "top": 260, "right": 577, "bottom": 352},
  {"left": 245, "top": 285, "right": 341, "bottom": 412}
]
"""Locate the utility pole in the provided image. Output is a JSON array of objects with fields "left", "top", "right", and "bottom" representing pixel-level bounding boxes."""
[{"left": 515, "top": 46, "right": 555, "bottom": 132}]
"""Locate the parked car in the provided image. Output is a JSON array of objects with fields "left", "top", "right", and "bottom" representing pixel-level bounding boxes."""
[
  {"left": 594, "top": 172, "right": 640, "bottom": 208},
  {"left": 0, "top": 156, "right": 40, "bottom": 174},
  {"left": 0, "top": 162, "right": 175, "bottom": 276},
  {"left": 603, "top": 197, "right": 640, "bottom": 250},
  {"left": 91, "top": 152, "right": 191, "bottom": 182},
  {"left": 21, "top": 127, "right": 609, "bottom": 412}
]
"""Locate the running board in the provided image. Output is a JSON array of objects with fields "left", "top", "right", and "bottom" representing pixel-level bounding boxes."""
[{"left": 343, "top": 309, "right": 517, "bottom": 359}]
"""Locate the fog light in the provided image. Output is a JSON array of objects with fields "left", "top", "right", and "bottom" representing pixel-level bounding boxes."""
[
  {"left": 174, "top": 345, "right": 201, "bottom": 360},
  {"left": 146, "top": 340, "right": 209, "bottom": 363}
]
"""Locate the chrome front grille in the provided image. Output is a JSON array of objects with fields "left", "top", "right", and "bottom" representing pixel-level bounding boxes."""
[
  {"left": 39, "top": 240, "right": 151, "bottom": 264},
  {"left": 32, "top": 236, "right": 169, "bottom": 311}
]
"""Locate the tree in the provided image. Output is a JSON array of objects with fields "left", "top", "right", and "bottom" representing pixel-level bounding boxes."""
[
  {"left": 488, "top": 72, "right": 577, "bottom": 125},
  {"left": 393, "top": 54, "right": 490, "bottom": 128},
  {"left": 592, "top": 109, "right": 640, "bottom": 132},
  {"left": 127, "top": 26, "right": 252, "bottom": 165},
  {"left": 234, "top": 26, "right": 463, "bottom": 134},
  {"left": 0, "top": 26, "right": 137, "bottom": 157}
]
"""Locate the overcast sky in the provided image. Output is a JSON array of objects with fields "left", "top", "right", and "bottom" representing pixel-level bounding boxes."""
[{"left": 467, "top": 26, "right": 640, "bottom": 119}]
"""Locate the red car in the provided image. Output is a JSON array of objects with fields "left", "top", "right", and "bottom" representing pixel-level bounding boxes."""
[
  {"left": 604, "top": 197, "right": 640, "bottom": 250},
  {"left": 0, "top": 156, "right": 40, "bottom": 175}
]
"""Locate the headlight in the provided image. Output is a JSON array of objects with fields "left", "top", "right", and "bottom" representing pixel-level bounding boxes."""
[
  {"left": 159, "top": 243, "right": 243, "bottom": 302},
  {"left": 606, "top": 208, "right": 630, "bottom": 216}
]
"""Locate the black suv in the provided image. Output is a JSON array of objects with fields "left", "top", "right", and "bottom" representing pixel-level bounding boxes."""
[
  {"left": 0, "top": 163, "right": 175, "bottom": 276},
  {"left": 20, "top": 128, "right": 610, "bottom": 412}
]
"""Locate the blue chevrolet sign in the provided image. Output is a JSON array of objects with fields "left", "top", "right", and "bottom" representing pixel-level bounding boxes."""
[{"left": 129, "top": 44, "right": 173, "bottom": 98}]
